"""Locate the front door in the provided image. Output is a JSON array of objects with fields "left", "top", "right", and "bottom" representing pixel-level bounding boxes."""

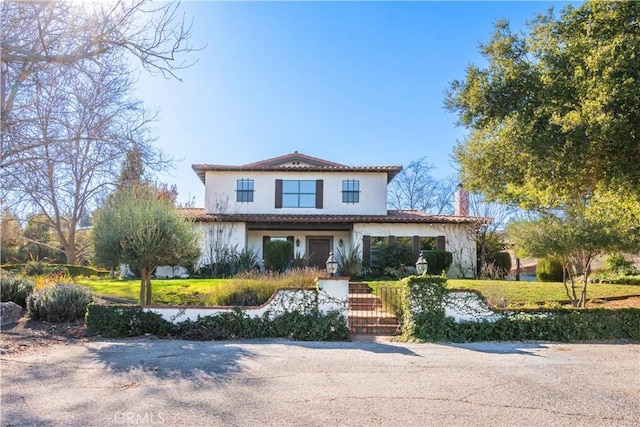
[{"left": 307, "top": 238, "right": 331, "bottom": 270}]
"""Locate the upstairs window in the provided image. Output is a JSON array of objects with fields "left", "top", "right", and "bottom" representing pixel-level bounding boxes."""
[
  {"left": 342, "top": 179, "right": 360, "bottom": 204},
  {"left": 282, "top": 180, "right": 316, "bottom": 208},
  {"left": 236, "top": 178, "right": 254, "bottom": 203}
]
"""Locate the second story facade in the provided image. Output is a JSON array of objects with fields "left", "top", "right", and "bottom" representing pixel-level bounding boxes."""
[{"left": 192, "top": 151, "right": 402, "bottom": 216}]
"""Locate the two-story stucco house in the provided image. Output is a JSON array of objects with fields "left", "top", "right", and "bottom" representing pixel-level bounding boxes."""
[{"left": 183, "top": 151, "right": 489, "bottom": 278}]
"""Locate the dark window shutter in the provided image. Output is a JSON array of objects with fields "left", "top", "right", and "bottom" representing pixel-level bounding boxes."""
[
  {"left": 315, "top": 179, "right": 323, "bottom": 209},
  {"left": 287, "top": 236, "right": 295, "bottom": 259},
  {"left": 263, "top": 236, "right": 270, "bottom": 259},
  {"left": 437, "top": 235, "right": 446, "bottom": 251},
  {"left": 275, "top": 180, "right": 283, "bottom": 209},
  {"left": 362, "top": 235, "right": 371, "bottom": 267},
  {"left": 412, "top": 236, "right": 421, "bottom": 261}
]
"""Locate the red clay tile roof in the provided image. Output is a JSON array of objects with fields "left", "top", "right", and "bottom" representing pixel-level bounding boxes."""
[
  {"left": 179, "top": 208, "right": 491, "bottom": 225},
  {"left": 191, "top": 151, "right": 402, "bottom": 184},
  {"left": 243, "top": 151, "right": 347, "bottom": 168}
]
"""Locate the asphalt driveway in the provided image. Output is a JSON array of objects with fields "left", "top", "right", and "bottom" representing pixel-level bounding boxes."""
[{"left": 1, "top": 338, "right": 639, "bottom": 426}]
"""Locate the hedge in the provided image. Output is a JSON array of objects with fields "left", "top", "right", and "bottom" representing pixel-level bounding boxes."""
[
  {"left": 0, "top": 263, "right": 110, "bottom": 277},
  {"left": 85, "top": 304, "right": 350, "bottom": 341},
  {"left": 422, "top": 251, "right": 453, "bottom": 275},
  {"left": 401, "top": 275, "right": 640, "bottom": 342}
]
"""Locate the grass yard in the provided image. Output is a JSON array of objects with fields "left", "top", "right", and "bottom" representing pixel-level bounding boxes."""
[
  {"left": 75, "top": 278, "right": 230, "bottom": 305},
  {"left": 75, "top": 275, "right": 640, "bottom": 308},
  {"left": 75, "top": 270, "right": 318, "bottom": 306},
  {"left": 447, "top": 279, "right": 640, "bottom": 308},
  {"left": 369, "top": 279, "right": 640, "bottom": 309}
]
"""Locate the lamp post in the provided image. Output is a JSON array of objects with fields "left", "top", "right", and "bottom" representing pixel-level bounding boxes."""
[
  {"left": 415, "top": 253, "right": 428, "bottom": 275},
  {"left": 326, "top": 252, "right": 338, "bottom": 277}
]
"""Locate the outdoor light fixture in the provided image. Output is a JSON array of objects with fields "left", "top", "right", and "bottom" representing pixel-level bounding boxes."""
[
  {"left": 338, "top": 238, "right": 344, "bottom": 247},
  {"left": 415, "top": 253, "right": 428, "bottom": 275},
  {"left": 295, "top": 238, "right": 300, "bottom": 247},
  {"left": 326, "top": 252, "right": 338, "bottom": 277}
]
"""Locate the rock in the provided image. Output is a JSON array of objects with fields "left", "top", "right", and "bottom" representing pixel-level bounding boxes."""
[{"left": 1, "top": 301, "right": 25, "bottom": 325}]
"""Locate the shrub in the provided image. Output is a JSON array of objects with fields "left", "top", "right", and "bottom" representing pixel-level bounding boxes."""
[
  {"left": 400, "top": 274, "right": 449, "bottom": 340},
  {"left": 265, "top": 310, "right": 350, "bottom": 341},
  {"left": 401, "top": 280, "right": 640, "bottom": 342},
  {"left": 536, "top": 257, "right": 564, "bottom": 282},
  {"left": 86, "top": 304, "right": 174, "bottom": 337},
  {"left": 264, "top": 240, "right": 293, "bottom": 272},
  {"left": 337, "top": 244, "right": 363, "bottom": 278},
  {"left": 0, "top": 273, "right": 35, "bottom": 308},
  {"left": 289, "top": 251, "right": 310, "bottom": 269},
  {"left": 605, "top": 253, "right": 637, "bottom": 275},
  {"left": 376, "top": 242, "right": 414, "bottom": 270},
  {"left": 27, "top": 283, "right": 94, "bottom": 322},
  {"left": 23, "top": 261, "right": 61, "bottom": 276},
  {"left": 64, "top": 265, "right": 110, "bottom": 277},
  {"left": 86, "top": 304, "right": 350, "bottom": 341},
  {"left": 486, "top": 251, "right": 512, "bottom": 278},
  {"left": 232, "top": 247, "right": 261, "bottom": 274},
  {"left": 422, "top": 250, "right": 453, "bottom": 275}
]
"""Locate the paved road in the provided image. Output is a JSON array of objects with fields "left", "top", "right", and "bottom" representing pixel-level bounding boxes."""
[{"left": 1, "top": 338, "right": 639, "bottom": 427}]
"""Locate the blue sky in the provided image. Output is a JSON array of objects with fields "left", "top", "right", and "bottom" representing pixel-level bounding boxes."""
[{"left": 133, "top": 1, "right": 576, "bottom": 205}]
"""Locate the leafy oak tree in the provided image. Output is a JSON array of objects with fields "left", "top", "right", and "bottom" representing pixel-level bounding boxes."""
[
  {"left": 508, "top": 183, "right": 639, "bottom": 307},
  {"left": 93, "top": 187, "right": 200, "bottom": 305},
  {"left": 445, "top": 1, "right": 640, "bottom": 209}
]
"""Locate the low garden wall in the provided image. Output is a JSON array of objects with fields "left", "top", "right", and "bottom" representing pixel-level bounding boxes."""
[
  {"left": 402, "top": 275, "right": 640, "bottom": 342},
  {"left": 144, "top": 277, "right": 348, "bottom": 323},
  {"left": 85, "top": 278, "right": 350, "bottom": 341}
]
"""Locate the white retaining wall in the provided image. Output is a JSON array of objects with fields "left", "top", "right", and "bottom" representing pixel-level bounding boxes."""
[{"left": 145, "top": 278, "right": 349, "bottom": 323}]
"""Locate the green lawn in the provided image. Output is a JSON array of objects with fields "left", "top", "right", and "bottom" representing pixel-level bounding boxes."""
[
  {"left": 75, "top": 274, "right": 317, "bottom": 306},
  {"left": 369, "top": 279, "right": 640, "bottom": 309},
  {"left": 76, "top": 277, "right": 640, "bottom": 308},
  {"left": 75, "top": 278, "right": 230, "bottom": 305},
  {"left": 448, "top": 279, "right": 640, "bottom": 308}
]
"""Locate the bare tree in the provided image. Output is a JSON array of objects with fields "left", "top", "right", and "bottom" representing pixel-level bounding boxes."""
[
  {"left": 1, "top": 0, "right": 196, "bottom": 169},
  {"left": 201, "top": 195, "right": 238, "bottom": 277},
  {"left": 1, "top": 1, "right": 195, "bottom": 264},
  {"left": 3, "top": 51, "right": 162, "bottom": 264},
  {"left": 388, "top": 157, "right": 457, "bottom": 214},
  {"left": 469, "top": 193, "right": 516, "bottom": 277}
]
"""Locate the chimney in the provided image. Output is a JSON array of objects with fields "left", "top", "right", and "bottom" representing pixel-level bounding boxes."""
[{"left": 455, "top": 184, "right": 469, "bottom": 216}]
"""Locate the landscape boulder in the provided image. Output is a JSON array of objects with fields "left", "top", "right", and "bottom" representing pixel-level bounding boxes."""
[{"left": 1, "top": 302, "right": 25, "bottom": 325}]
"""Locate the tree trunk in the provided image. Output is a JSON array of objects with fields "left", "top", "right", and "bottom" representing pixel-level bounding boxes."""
[
  {"left": 146, "top": 275, "right": 152, "bottom": 306},
  {"left": 140, "top": 267, "right": 149, "bottom": 305},
  {"left": 579, "top": 269, "right": 590, "bottom": 308},
  {"left": 479, "top": 232, "right": 486, "bottom": 277}
]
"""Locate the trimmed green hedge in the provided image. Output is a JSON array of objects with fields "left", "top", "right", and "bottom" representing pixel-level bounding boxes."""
[
  {"left": 427, "top": 309, "right": 640, "bottom": 343},
  {"left": 422, "top": 251, "right": 453, "bottom": 275},
  {"left": 85, "top": 304, "right": 350, "bottom": 341},
  {"left": 536, "top": 257, "right": 564, "bottom": 282},
  {"left": 0, "top": 263, "right": 110, "bottom": 277},
  {"left": 401, "top": 275, "right": 640, "bottom": 342}
]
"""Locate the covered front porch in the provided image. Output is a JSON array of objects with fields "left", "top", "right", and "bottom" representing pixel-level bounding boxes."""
[{"left": 243, "top": 220, "right": 353, "bottom": 270}]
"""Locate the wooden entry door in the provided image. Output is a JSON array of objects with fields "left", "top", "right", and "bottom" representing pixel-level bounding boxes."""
[{"left": 308, "top": 238, "right": 331, "bottom": 270}]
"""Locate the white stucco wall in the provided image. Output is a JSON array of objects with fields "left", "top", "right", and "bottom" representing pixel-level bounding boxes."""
[
  {"left": 204, "top": 170, "right": 389, "bottom": 215},
  {"left": 194, "top": 221, "right": 247, "bottom": 267},
  {"left": 246, "top": 230, "right": 352, "bottom": 261},
  {"left": 191, "top": 220, "right": 477, "bottom": 278},
  {"left": 145, "top": 279, "right": 349, "bottom": 323},
  {"left": 352, "top": 222, "right": 477, "bottom": 278}
]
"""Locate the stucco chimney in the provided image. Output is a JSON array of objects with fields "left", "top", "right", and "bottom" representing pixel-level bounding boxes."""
[{"left": 455, "top": 184, "right": 469, "bottom": 216}]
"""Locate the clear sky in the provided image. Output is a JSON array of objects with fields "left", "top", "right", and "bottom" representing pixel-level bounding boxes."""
[{"left": 132, "top": 1, "right": 576, "bottom": 206}]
